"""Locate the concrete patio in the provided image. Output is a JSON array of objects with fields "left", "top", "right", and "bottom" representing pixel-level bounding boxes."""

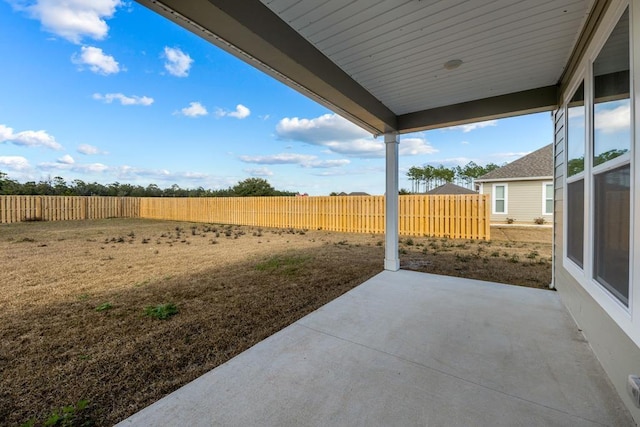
[{"left": 118, "top": 270, "right": 633, "bottom": 426}]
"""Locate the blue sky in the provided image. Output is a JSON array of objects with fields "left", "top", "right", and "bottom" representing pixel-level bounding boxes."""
[{"left": 0, "top": 0, "right": 554, "bottom": 195}]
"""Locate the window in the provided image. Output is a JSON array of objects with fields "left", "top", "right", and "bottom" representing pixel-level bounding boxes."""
[
  {"left": 567, "top": 82, "right": 586, "bottom": 176},
  {"left": 593, "top": 8, "right": 630, "bottom": 167},
  {"left": 493, "top": 184, "right": 506, "bottom": 214},
  {"left": 594, "top": 165, "right": 630, "bottom": 305},
  {"left": 543, "top": 183, "right": 553, "bottom": 215},
  {"left": 566, "top": 82, "right": 585, "bottom": 268},
  {"left": 567, "top": 180, "right": 584, "bottom": 267},
  {"left": 563, "top": 4, "right": 632, "bottom": 311},
  {"left": 591, "top": 7, "right": 630, "bottom": 306}
]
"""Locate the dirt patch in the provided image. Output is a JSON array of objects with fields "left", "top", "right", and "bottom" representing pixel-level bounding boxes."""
[
  {"left": 398, "top": 226, "right": 552, "bottom": 288},
  {"left": 0, "top": 220, "right": 551, "bottom": 425}
]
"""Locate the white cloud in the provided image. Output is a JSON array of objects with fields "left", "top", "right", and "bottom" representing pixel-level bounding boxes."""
[
  {"left": 239, "top": 153, "right": 350, "bottom": 169},
  {"left": 239, "top": 153, "right": 316, "bottom": 165},
  {"left": 461, "top": 141, "right": 469, "bottom": 145},
  {"left": 93, "top": 93, "right": 154, "bottom": 106},
  {"left": 595, "top": 103, "right": 630, "bottom": 134},
  {"left": 0, "top": 156, "right": 31, "bottom": 171},
  {"left": 39, "top": 161, "right": 109, "bottom": 173},
  {"left": 10, "top": 0, "right": 122, "bottom": 43},
  {"left": 398, "top": 137, "right": 438, "bottom": 156},
  {"left": 77, "top": 144, "right": 106, "bottom": 155},
  {"left": 163, "top": 47, "right": 193, "bottom": 77},
  {"left": 304, "top": 159, "right": 351, "bottom": 168},
  {"left": 216, "top": 104, "right": 251, "bottom": 119},
  {"left": 244, "top": 167, "right": 274, "bottom": 177},
  {"left": 72, "top": 46, "right": 120, "bottom": 75},
  {"left": 57, "top": 154, "right": 74, "bottom": 164},
  {"left": 0, "top": 124, "right": 62, "bottom": 150},
  {"left": 276, "top": 113, "right": 435, "bottom": 158},
  {"left": 276, "top": 113, "right": 370, "bottom": 144},
  {"left": 177, "top": 102, "right": 208, "bottom": 117},
  {"left": 446, "top": 119, "right": 498, "bottom": 133},
  {"left": 491, "top": 151, "right": 530, "bottom": 161}
]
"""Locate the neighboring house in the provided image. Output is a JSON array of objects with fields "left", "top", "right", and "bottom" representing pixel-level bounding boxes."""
[
  {"left": 475, "top": 144, "right": 553, "bottom": 225},
  {"left": 336, "top": 191, "right": 370, "bottom": 196},
  {"left": 425, "top": 183, "right": 478, "bottom": 195}
]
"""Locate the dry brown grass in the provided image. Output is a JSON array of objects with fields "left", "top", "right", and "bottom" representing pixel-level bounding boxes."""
[
  {"left": 0, "top": 219, "right": 551, "bottom": 425},
  {"left": 400, "top": 226, "right": 553, "bottom": 288}
]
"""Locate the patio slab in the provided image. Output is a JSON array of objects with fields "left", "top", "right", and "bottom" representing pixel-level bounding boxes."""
[{"left": 117, "top": 270, "right": 633, "bottom": 426}]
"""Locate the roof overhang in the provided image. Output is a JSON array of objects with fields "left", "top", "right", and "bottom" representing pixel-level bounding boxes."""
[
  {"left": 475, "top": 176, "right": 554, "bottom": 183},
  {"left": 135, "top": 0, "right": 611, "bottom": 135}
]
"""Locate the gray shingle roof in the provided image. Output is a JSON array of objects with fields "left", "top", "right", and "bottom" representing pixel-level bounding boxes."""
[
  {"left": 425, "top": 183, "right": 478, "bottom": 195},
  {"left": 476, "top": 144, "right": 553, "bottom": 181}
]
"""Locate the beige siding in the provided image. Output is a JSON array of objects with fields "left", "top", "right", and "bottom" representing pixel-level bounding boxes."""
[
  {"left": 553, "top": 105, "right": 640, "bottom": 422},
  {"left": 481, "top": 180, "right": 553, "bottom": 224}
]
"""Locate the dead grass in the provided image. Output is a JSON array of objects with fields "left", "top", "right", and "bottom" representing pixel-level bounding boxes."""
[
  {"left": 400, "top": 226, "right": 552, "bottom": 288},
  {"left": 0, "top": 219, "right": 551, "bottom": 425}
]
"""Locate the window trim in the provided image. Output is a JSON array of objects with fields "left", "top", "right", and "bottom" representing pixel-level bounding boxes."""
[
  {"left": 542, "top": 182, "right": 553, "bottom": 215},
  {"left": 560, "top": 0, "right": 638, "bottom": 346},
  {"left": 492, "top": 184, "right": 507, "bottom": 214}
]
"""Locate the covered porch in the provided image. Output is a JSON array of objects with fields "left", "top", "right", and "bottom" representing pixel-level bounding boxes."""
[{"left": 118, "top": 270, "right": 632, "bottom": 426}]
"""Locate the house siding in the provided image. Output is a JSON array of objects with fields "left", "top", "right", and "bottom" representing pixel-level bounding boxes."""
[
  {"left": 482, "top": 180, "right": 553, "bottom": 224},
  {"left": 554, "top": 101, "right": 640, "bottom": 422}
]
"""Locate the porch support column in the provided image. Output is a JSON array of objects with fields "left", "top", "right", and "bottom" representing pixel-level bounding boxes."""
[{"left": 384, "top": 132, "right": 400, "bottom": 271}]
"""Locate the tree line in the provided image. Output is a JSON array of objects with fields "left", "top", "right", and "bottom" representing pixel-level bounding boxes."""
[
  {"left": 0, "top": 173, "right": 296, "bottom": 197},
  {"left": 406, "top": 161, "right": 500, "bottom": 193}
]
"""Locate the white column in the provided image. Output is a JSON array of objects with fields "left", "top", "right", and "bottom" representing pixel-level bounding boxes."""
[{"left": 385, "top": 132, "right": 400, "bottom": 271}]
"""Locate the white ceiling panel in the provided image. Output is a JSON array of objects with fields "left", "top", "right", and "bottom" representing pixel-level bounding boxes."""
[{"left": 262, "top": 0, "right": 595, "bottom": 115}]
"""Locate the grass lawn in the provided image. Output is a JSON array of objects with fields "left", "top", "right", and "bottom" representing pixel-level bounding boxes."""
[{"left": 0, "top": 219, "right": 550, "bottom": 425}]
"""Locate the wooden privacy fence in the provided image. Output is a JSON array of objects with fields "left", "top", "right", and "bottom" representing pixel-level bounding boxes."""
[
  {"left": 139, "top": 195, "right": 490, "bottom": 239},
  {"left": 1, "top": 194, "right": 490, "bottom": 239},
  {"left": 0, "top": 196, "right": 140, "bottom": 224}
]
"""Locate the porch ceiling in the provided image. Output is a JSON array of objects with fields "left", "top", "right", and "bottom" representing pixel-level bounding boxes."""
[{"left": 136, "top": 0, "right": 604, "bottom": 134}]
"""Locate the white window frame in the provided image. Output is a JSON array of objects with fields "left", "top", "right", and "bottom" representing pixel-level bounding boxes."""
[
  {"left": 492, "top": 184, "right": 507, "bottom": 214},
  {"left": 542, "top": 182, "right": 553, "bottom": 215},
  {"left": 561, "top": 0, "right": 638, "bottom": 346}
]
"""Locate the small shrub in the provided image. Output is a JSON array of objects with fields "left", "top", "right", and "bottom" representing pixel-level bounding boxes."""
[
  {"left": 490, "top": 251, "right": 500, "bottom": 257},
  {"left": 526, "top": 251, "right": 539, "bottom": 259},
  {"left": 24, "top": 399, "right": 91, "bottom": 427},
  {"left": 509, "top": 254, "right": 520, "bottom": 263},
  {"left": 455, "top": 253, "right": 471, "bottom": 262},
  {"left": 506, "top": 217, "right": 515, "bottom": 224},
  {"left": 405, "top": 238, "right": 414, "bottom": 246},
  {"left": 533, "top": 217, "right": 546, "bottom": 225},
  {"left": 144, "top": 303, "right": 178, "bottom": 320},
  {"left": 95, "top": 302, "right": 113, "bottom": 312},
  {"left": 15, "top": 237, "right": 36, "bottom": 243}
]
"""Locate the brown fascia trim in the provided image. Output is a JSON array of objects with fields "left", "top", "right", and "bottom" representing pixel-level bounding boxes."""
[
  {"left": 558, "top": 0, "right": 613, "bottom": 98},
  {"left": 396, "top": 86, "right": 559, "bottom": 134},
  {"left": 134, "top": 0, "right": 397, "bottom": 135}
]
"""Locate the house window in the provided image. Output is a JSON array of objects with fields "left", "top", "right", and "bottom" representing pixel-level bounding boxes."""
[
  {"left": 566, "top": 81, "right": 585, "bottom": 268},
  {"left": 543, "top": 183, "right": 553, "bottom": 215},
  {"left": 493, "top": 184, "right": 506, "bottom": 214},
  {"left": 567, "top": 180, "right": 584, "bottom": 267},
  {"left": 591, "top": 6, "right": 630, "bottom": 306},
  {"left": 594, "top": 165, "right": 630, "bottom": 305}
]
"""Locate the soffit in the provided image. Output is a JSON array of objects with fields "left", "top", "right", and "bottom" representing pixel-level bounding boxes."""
[{"left": 262, "top": 0, "right": 593, "bottom": 115}]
